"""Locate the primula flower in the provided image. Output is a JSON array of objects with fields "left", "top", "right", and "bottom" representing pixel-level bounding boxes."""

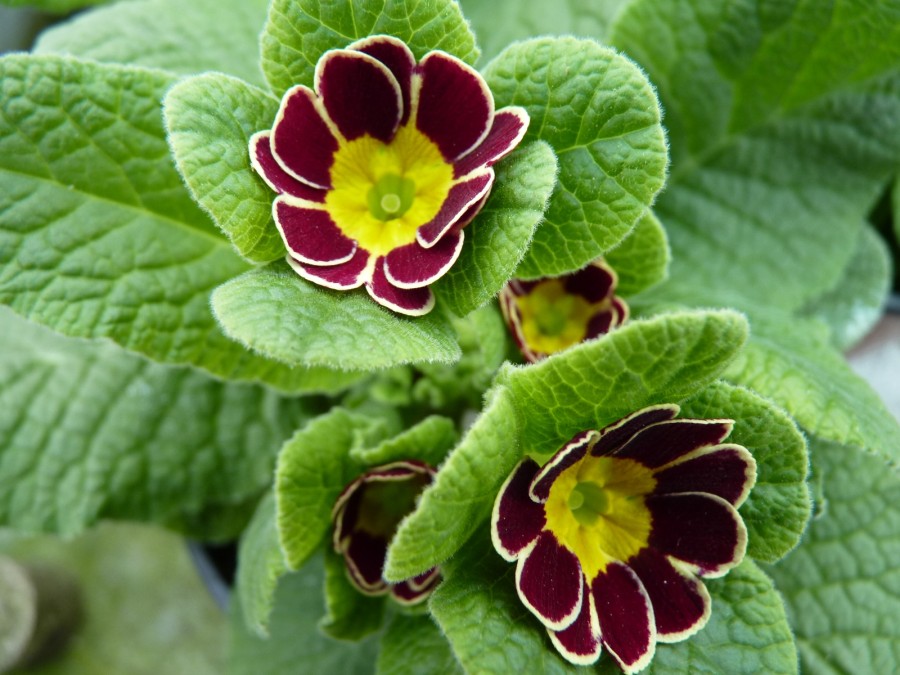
[
  {"left": 250, "top": 36, "right": 529, "bottom": 316},
  {"left": 491, "top": 404, "right": 756, "bottom": 672},
  {"left": 332, "top": 460, "right": 439, "bottom": 604},
  {"left": 499, "top": 259, "right": 628, "bottom": 363}
]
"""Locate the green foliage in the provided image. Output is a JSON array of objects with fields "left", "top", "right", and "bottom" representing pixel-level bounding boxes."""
[
  {"left": 377, "top": 613, "right": 463, "bottom": 675},
  {"left": 606, "top": 209, "right": 670, "bottom": 297},
  {"left": 768, "top": 437, "right": 900, "bottom": 674},
  {"left": 350, "top": 415, "right": 458, "bottom": 468},
  {"left": 681, "top": 382, "right": 810, "bottom": 563},
  {"left": 164, "top": 74, "right": 286, "bottom": 264},
  {"left": 35, "top": 0, "right": 269, "bottom": 86},
  {"left": 211, "top": 261, "right": 462, "bottom": 371},
  {"left": 260, "top": 0, "right": 479, "bottom": 96},
  {"left": 0, "top": 0, "right": 108, "bottom": 11},
  {"left": 485, "top": 37, "right": 668, "bottom": 278},
  {"left": 321, "top": 547, "right": 385, "bottom": 641},
  {"left": 0, "top": 308, "right": 313, "bottom": 537},
  {"left": 432, "top": 141, "right": 558, "bottom": 316}
]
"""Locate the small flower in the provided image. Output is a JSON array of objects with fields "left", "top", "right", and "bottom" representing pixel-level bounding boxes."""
[
  {"left": 250, "top": 36, "right": 529, "bottom": 316},
  {"left": 332, "top": 460, "right": 440, "bottom": 604},
  {"left": 499, "top": 259, "right": 628, "bottom": 362},
  {"left": 491, "top": 405, "right": 756, "bottom": 672}
]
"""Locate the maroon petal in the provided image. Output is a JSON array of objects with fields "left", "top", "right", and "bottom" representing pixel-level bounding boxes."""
[
  {"left": 343, "top": 530, "right": 390, "bottom": 594},
  {"left": 287, "top": 248, "right": 371, "bottom": 290},
  {"left": 646, "top": 493, "right": 747, "bottom": 577},
  {"left": 383, "top": 231, "right": 464, "bottom": 289},
  {"left": 592, "top": 562, "right": 656, "bottom": 674},
  {"left": 249, "top": 131, "right": 327, "bottom": 202},
  {"left": 653, "top": 445, "right": 757, "bottom": 507},
  {"left": 612, "top": 419, "right": 734, "bottom": 468},
  {"left": 348, "top": 35, "right": 415, "bottom": 126},
  {"left": 416, "top": 170, "right": 494, "bottom": 247},
  {"left": 316, "top": 49, "right": 401, "bottom": 143},
  {"left": 529, "top": 430, "right": 599, "bottom": 503},
  {"left": 491, "top": 459, "right": 546, "bottom": 561},
  {"left": 415, "top": 51, "right": 493, "bottom": 162},
  {"left": 611, "top": 297, "right": 630, "bottom": 324},
  {"left": 516, "top": 533, "right": 583, "bottom": 631},
  {"left": 391, "top": 569, "right": 440, "bottom": 605},
  {"left": 498, "top": 285, "right": 540, "bottom": 363},
  {"left": 628, "top": 549, "right": 711, "bottom": 642},
  {"left": 271, "top": 85, "right": 339, "bottom": 190},
  {"left": 591, "top": 405, "right": 680, "bottom": 457},
  {"left": 563, "top": 262, "right": 616, "bottom": 303},
  {"left": 273, "top": 197, "right": 356, "bottom": 265},
  {"left": 453, "top": 107, "right": 530, "bottom": 177},
  {"left": 366, "top": 258, "right": 435, "bottom": 316},
  {"left": 548, "top": 587, "right": 602, "bottom": 665},
  {"left": 584, "top": 311, "right": 615, "bottom": 339},
  {"left": 453, "top": 189, "right": 490, "bottom": 230},
  {"left": 332, "top": 476, "right": 365, "bottom": 549}
]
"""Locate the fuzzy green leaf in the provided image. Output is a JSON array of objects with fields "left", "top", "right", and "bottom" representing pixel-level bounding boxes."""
[
  {"left": 377, "top": 613, "right": 463, "bottom": 675},
  {"left": 0, "top": 0, "right": 108, "bottom": 11},
  {"left": 0, "top": 309, "right": 313, "bottom": 537},
  {"left": 0, "top": 54, "right": 351, "bottom": 392},
  {"left": 502, "top": 309, "right": 749, "bottom": 455},
  {"left": 35, "top": 0, "right": 269, "bottom": 86},
  {"left": 384, "top": 386, "right": 520, "bottom": 581},
  {"left": 767, "top": 438, "right": 900, "bottom": 674},
  {"left": 484, "top": 37, "right": 668, "bottom": 278},
  {"left": 211, "top": 261, "right": 461, "bottom": 371},
  {"left": 164, "top": 74, "right": 285, "bottom": 263},
  {"left": 682, "top": 382, "right": 810, "bottom": 564},
  {"left": 433, "top": 140, "right": 558, "bottom": 316},
  {"left": 611, "top": 0, "right": 900, "bottom": 312},
  {"left": 260, "top": 0, "right": 478, "bottom": 96},
  {"left": 605, "top": 209, "right": 670, "bottom": 297},
  {"left": 350, "top": 415, "right": 458, "bottom": 468},
  {"left": 321, "top": 546, "right": 385, "bottom": 641}
]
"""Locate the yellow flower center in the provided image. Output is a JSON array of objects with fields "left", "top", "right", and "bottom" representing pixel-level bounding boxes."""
[
  {"left": 325, "top": 125, "right": 455, "bottom": 258},
  {"left": 514, "top": 279, "right": 609, "bottom": 355},
  {"left": 544, "top": 456, "right": 655, "bottom": 582}
]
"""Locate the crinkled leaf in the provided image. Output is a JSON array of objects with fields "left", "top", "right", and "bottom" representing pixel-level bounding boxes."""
[
  {"left": 605, "top": 209, "right": 670, "bottom": 297},
  {"left": 384, "top": 386, "right": 520, "bottom": 581},
  {"left": 682, "top": 381, "right": 810, "bottom": 564},
  {"left": 0, "top": 54, "right": 351, "bottom": 392},
  {"left": 211, "top": 261, "right": 461, "bottom": 371},
  {"left": 235, "top": 492, "right": 287, "bottom": 639},
  {"left": 767, "top": 437, "right": 900, "bottom": 674},
  {"left": 433, "top": 141, "right": 558, "bottom": 316},
  {"left": 798, "top": 225, "right": 891, "bottom": 350},
  {"left": 350, "top": 415, "right": 458, "bottom": 468},
  {"left": 261, "top": 0, "right": 478, "bottom": 96},
  {"left": 611, "top": 0, "right": 900, "bottom": 312},
  {"left": 0, "top": 0, "right": 108, "bottom": 11},
  {"left": 275, "top": 409, "right": 389, "bottom": 570},
  {"left": 0, "top": 308, "right": 313, "bottom": 537},
  {"left": 229, "top": 553, "right": 380, "bottom": 675},
  {"left": 164, "top": 74, "right": 285, "bottom": 263},
  {"left": 502, "top": 309, "right": 749, "bottom": 455},
  {"left": 35, "top": 0, "right": 269, "bottom": 86},
  {"left": 726, "top": 315, "right": 900, "bottom": 467},
  {"left": 485, "top": 37, "right": 668, "bottom": 278},
  {"left": 321, "top": 546, "right": 386, "bottom": 641},
  {"left": 377, "top": 613, "right": 463, "bottom": 675}
]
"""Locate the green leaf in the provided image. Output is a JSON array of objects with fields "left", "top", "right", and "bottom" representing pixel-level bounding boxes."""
[
  {"left": 384, "top": 385, "right": 520, "bottom": 581},
  {"left": 211, "top": 261, "right": 462, "bottom": 372},
  {"left": 377, "top": 613, "right": 463, "bottom": 675},
  {"left": 0, "top": 0, "right": 109, "bottom": 12},
  {"left": 164, "top": 74, "right": 286, "bottom": 264},
  {"left": 35, "top": 0, "right": 269, "bottom": 86},
  {"left": 229, "top": 553, "right": 380, "bottom": 675},
  {"left": 611, "top": 0, "right": 900, "bottom": 312},
  {"left": 798, "top": 224, "right": 891, "bottom": 350},
  {"left": 350, "top": 415, "right": 458, "bottom": 468},
  {"left": 0, "top": 54, "right": 352, "bottom": 392},
  {"left": 681, "top": 382, "right": 810, "bottom": 564},
  {"left": 235, "top": 492, "right": 287, "bottom": 639},
  {"left": 260, "top": 0, "right": 479, "bottom": 96},
  {"left": 321, "top": 546, "right": 385, "bottom": 642},
  {"left": 605, "top": 209, "right": 670, "bottom": 297},
  {"left": 501, "top": 309, "right": 749, "bottom": 455},
  {"left": 767, "top": 437, "right": 900, "bottom": 674},
  {"left": 432, "top": 141, "right": 558, "bottom": 316},
  {"left": 275, "top": 409, "right": 389, "bottom": 570},
  {"left": 0, "top": 308, "right": 314, "bottom": 537},
  {"left": 726, "top": 315, "right": 900, "bottom": 467},
  {"left": 484, "top": 37, "right": 668, "bottom": 278},
  {"left": 459, "top": 0, "right": 630, "bottom": 64}
]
